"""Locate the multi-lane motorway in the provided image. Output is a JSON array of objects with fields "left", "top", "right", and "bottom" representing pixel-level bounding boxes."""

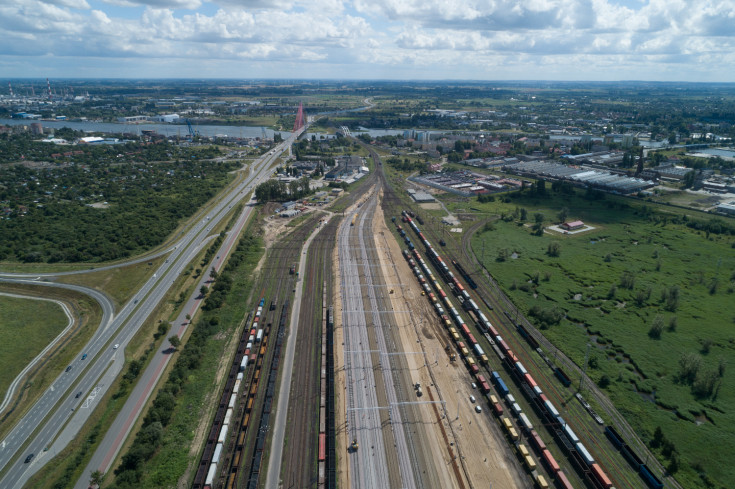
[{"left": 0, "top": 128, "right": 305, "bottom": 488}]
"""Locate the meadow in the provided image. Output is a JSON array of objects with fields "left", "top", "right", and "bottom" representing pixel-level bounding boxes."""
[
  {"left": 464, "top": 188, "right": 735, "bottom": 488},
  {"left": 0, "top": 294, "right": 68, "bottom": 398}
]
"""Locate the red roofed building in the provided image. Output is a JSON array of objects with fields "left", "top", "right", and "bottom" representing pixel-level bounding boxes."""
[{"left": 561, "top": 220, "right": 585, "bottom": 230}]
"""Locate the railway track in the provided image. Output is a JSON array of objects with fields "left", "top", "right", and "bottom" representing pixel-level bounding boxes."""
[
  {"left": 192, "top": 212, "right": 319, "bottom": 489},
  {"left": 279, "top": 215, "right": 336, "bottom": 489},
  {"left": 382, "top": 182, "right": 667, "bottom": 489},
  {"left": 274, "top": 164, "right": 380, "bottom": 489}
]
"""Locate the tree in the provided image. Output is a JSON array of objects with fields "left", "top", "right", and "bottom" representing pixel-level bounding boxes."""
[
  {"left": 155, "top": 322, "right": 169, "bottom": 339},
  {"left": 652, "top": 426, "right": 664, "bottom": 448},
  {"left": 620, "top": 270, "right": 636, "bottom": 290},
  {"left": 557, "top": 207, "right": 569, "bottom": 223},
  {"left": 547, "top": 242, "right": 561, "bottom": 257},
  {"left": 682, "top": 170, "right": 695, "bottom": 189},
  {"left": 200, "top": 285, "right": 209, "bottom": 297},
  {"left": 661, "top": 285, "right": 680, "bottom": 311},
  {"left": 89, "top": 470, "right": 104, "bottom": 487},
  {"left": 668, "top": 452, "right": 680, "bottom": 474},
  {"left": 520, "top": 208, "right": 528, "bottom": 221},
  {"left": 667, "top": 316, "right": 677, "bottom": 332},
  {"left": 678, "top": 352, "right": 702, "bottom": 383},
  {"left": 607, "top": 284, "right": 617, "bottom": 299},
  {"left": 210, "top": 267, "right": 218, "bottom": 280},
  {"left": 168, "top": 335, "right": 181, "bottom": 349},
  {"left": 534, "top": 179, "right": 547, "bottom": 195},
  {"left": 649, "top": 315, "right": 664, "bottom": 339}
]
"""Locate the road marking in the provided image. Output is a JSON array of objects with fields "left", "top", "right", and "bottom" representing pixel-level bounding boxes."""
[{"left": 82, "top": 386, "right": 103, "bottom": 408}]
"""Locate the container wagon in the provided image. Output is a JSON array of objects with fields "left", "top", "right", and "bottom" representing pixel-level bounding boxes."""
[
  {"left": 518, "top": 413, "right": 533, "bottom": 431},
  {"left": 535, "top": 474, "right": 550, "bottom": 489},
  {"left": 517, "top": 443, "right": 530, "bottom": 459},
  {"left": 555, "top": 367, "right": 572, "bottom": 387},
  {"left": 556, "top": 471, "right": 574, "bottom": 489},
  {"left": 204, "top": 464, "right": 218, "bottom": 489},
  {"left": 604, "top": 425, "right": 623, "bottom": 449},
  {"left": 640, "top": 464, "right": 664, "bottom": 489},
  {"left": 492, "top": 377, "right": 508, "bottom": 397},
  {"left": 318, "top": 433, "right": 326, "bottom": 462},
  {"left": 590, "top": 463, "right": 614, "bottom": 489},
  {"left": 542, "top": 449, "right": 560, "bottom": 473},
  {"left": 477, "top": 374, "right": 491, "bottom": 394},
  {"left": 576, "top": 442, "right": 595, "bottom": 465},
  {"left": 563, "top": 424, "right": 580, "bottom": 445}
]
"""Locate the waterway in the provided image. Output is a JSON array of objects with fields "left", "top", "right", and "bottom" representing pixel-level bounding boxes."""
[
  {"left": 0, "top": 118, "right": 288, "bottom": 139},
  {"left": 697, "top": 147, "right": 735, "bottom": 159}
]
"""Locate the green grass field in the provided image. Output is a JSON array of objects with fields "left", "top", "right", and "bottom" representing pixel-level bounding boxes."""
[
  {"left": 464, "top": 189, "right": 735, "bottom": 488},
  {"left": 0, "top": 293, "right": 69, "bottom": 398}
]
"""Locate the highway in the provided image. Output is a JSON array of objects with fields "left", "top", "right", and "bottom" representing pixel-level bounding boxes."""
[{"left": 0, "top": 128, "right": 305, "bottom": 489}]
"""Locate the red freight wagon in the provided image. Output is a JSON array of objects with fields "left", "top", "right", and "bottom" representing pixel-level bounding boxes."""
[
  {"left": 529, "top": 430, "right": 547, "bottom": 452},
  {"left": 591, "top": 463, "right": 613, "bottom": 489},
  {"left": 318, "top": 433, "right": 326, "bottom": 462},
  {"left": 556, "top": 471, "right": 574, "bottom": 489},
  {"left": 542, "top": 449, "right": 560, "bottom": 473},
  {"left": 524, "top": 373, "right": 538, "bottom": 389}
]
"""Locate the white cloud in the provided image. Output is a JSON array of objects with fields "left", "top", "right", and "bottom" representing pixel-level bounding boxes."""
[
  {"left": 101, "top": 0, "right": 202, "bottom": 8},
  {"left": 0, "top": 0, "right": 733, "bottom": 80}
]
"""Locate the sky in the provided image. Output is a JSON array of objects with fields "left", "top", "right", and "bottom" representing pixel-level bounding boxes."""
[{"left": 1, "top": 0, "right": 734, "bottom": 81}]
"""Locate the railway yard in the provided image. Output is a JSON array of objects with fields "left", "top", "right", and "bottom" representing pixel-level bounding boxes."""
[{"left": 188, "top": 143, "right": 671, "bottom": 489}]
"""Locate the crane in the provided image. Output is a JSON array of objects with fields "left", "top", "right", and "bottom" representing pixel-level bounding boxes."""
[{"left": 186, "top": 119, "right": 199, "bottom": 140}]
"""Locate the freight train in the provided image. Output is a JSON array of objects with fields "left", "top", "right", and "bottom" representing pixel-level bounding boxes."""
[
  {"left": 399, "top": 210, "right": 619, "bottom": 489},
  {"left": 200, "top": 298, "right": 267, "bottom": 489},
  {"left": 605, "top": 425, "right": 664, "bottom": 489}
]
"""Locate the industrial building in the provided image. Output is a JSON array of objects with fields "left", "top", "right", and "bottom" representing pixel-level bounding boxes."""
[
  {"left": 410, "top": 170, "right": 521, "bottom": 196},
  {"left": 714, "top": 201, "right": 735, "bottom": 216},
  {"left": 504, "top": 161, "right": 654, "bottom": 195}
]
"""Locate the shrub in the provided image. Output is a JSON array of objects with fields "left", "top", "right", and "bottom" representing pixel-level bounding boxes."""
[{"left": 649, "top": 315, "right": 664, "bottom": 339}]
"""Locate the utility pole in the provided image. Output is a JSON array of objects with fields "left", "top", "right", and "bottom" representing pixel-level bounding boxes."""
[{"left": 580, "top": 343, "right": 591, "bottom": 392}]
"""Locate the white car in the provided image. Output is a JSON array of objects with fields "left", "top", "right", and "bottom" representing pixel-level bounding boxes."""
[
  {"left": 475, "top": 405, "right": 482, "bottom": 413},
  {"left": 469, "top": 395, "right": 476, "bottom": 403},
  {"left": 113, "top": 344, "right": 120, "bottom": 349}
]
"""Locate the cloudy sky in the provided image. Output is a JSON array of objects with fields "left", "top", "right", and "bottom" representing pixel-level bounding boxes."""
[{"left": 1, "top": 0, "right": 734, "bottom": 81}]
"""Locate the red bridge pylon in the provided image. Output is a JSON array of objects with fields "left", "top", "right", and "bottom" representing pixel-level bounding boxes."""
[{"left": 293, "top": 101, "right": 305, "bottom": 132}]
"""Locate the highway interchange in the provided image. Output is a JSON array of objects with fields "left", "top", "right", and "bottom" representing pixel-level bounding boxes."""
[{"left": 0, "top": 127, "right": 305, "bottom": 488}]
